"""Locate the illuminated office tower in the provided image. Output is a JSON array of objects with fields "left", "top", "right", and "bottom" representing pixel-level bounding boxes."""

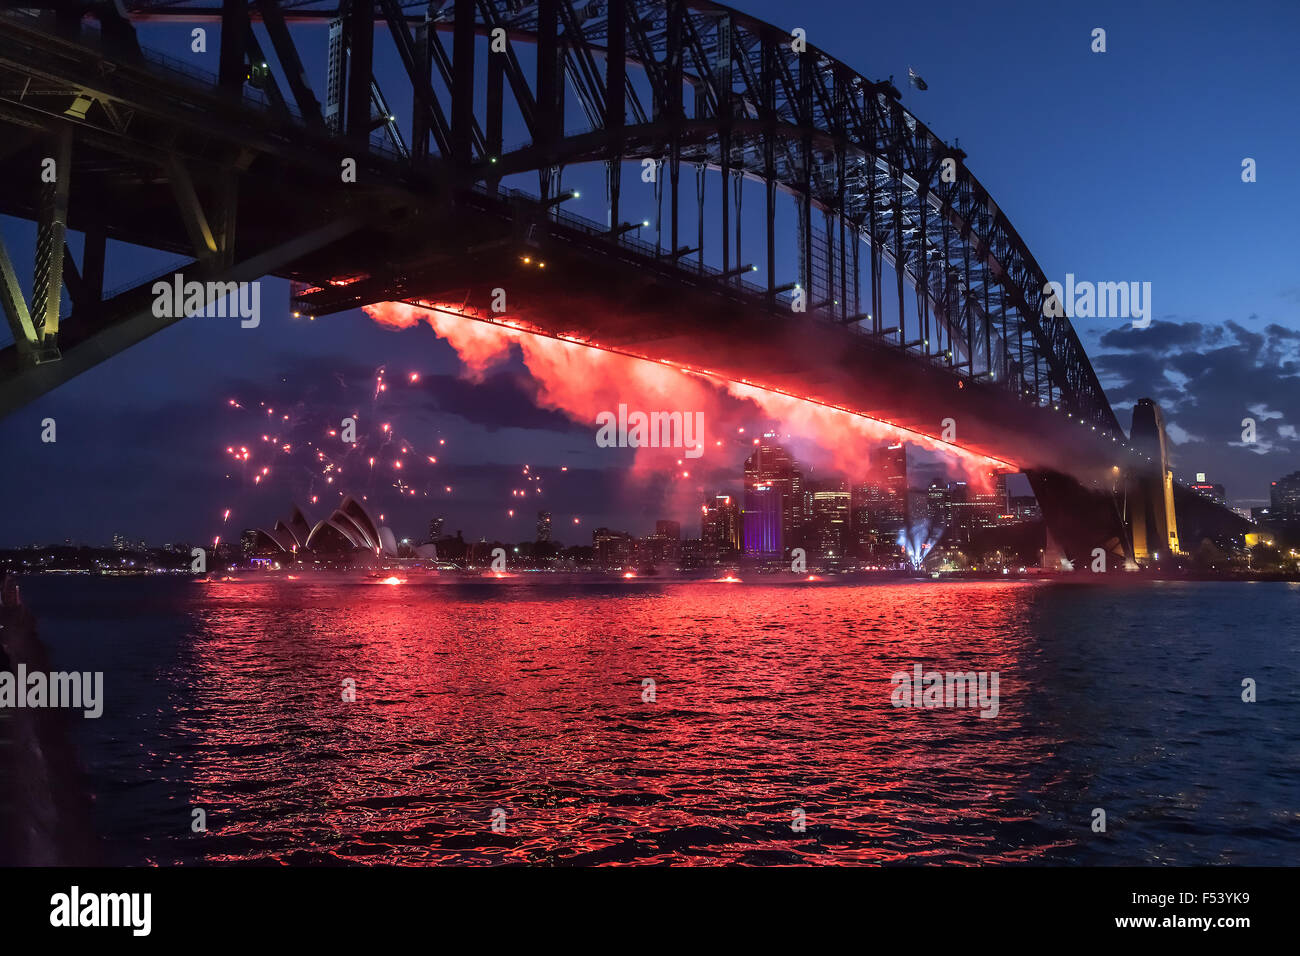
[
  {"left": 872, "top": 443, "right": 907, "bottom": 534},
  {"left": 702, "top": 494, "right": 742, "bottom": 559},
  {"left": 743, "top": 436, "right": 803, "bottom": 561},
  {"left": 805, "top": 478, "right": 851, "bottom": 562}
]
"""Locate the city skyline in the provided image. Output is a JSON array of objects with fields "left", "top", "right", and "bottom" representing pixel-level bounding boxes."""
[
  {"left": 4, "top": 422, "right": 1292, "bottom": 552},
  {"left": 14, "top": 433, "right": 1296, "bottom": 579}
]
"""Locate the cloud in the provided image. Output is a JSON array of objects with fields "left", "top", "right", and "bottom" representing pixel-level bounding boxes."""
[
  {"left": 1093, "top": 318, "right": 1300, "bottom": 500},
  {"left": 1098, "top": 319, "right": 1207, "bottom": 352}
]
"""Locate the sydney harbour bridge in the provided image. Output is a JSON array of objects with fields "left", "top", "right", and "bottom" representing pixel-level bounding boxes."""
[{"left": 0, "top": 0, "right": 1246, "bottom": 566}]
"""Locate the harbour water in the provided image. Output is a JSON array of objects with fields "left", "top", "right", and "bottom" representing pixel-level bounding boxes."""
[{"left": 13, "top": 576, "right": 1299, "bottom": 865}]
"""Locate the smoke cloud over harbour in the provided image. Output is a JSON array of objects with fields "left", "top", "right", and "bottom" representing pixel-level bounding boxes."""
[{"left": 362, "top": 301, "right": 1014, "bottom": 511}]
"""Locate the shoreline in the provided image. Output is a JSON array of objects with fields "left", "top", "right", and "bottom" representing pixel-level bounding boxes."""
[{"left": 9, "top": 568, "right": 1299, "bottom": 584}]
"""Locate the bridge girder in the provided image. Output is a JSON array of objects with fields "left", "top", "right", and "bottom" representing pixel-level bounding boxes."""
[{"left": 55, "top": 0, "right": 1120, "bottom": 434}]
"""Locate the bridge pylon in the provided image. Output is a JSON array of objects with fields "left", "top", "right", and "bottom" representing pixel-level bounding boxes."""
[
  {"left": 1126, "top": 398, "right": 1182, "bottom": 564},
  {"left": 1027, "top": 469, "right": 1134, "bottom": 572}
]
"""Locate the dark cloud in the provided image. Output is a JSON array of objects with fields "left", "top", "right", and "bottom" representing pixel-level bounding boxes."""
[
  {"left": 1093, "top": 319, "right": 1300, "bottom": 503},
  {"left": 1098, "top": 319, "right": 1207, "bottom": 352},
  {"left": 1265, "top": 323, "right": 1300, "bottom": 341},
  {"left": 415, "top": 368, "right": 583, "bottom": 434}
]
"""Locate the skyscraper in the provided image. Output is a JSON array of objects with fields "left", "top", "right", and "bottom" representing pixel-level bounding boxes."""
[
  {"left": 872, "top": 443, "right": 907, "bottom": 534},
  {"left": 946, "top": 480, "right": 976, "bottom": 548},
  {"left": 853, "top": 444, "right": 905, "bottom": 565},
  {"left": 536, "top": 511, "right": 552, "bottom": 542},
  {"left": 592, "top": 527, "right": 634, "bottom": 568},
  {"left": 994, "top": 473, "right": 1009, "bottom": 514},
  {"left": 805, "top": 478, "right": 851, "bottom": 562},
  {"left": 654, "top": 520, "right": 681, "bottom": 540},
  {"left": 1271, "top": 471, "right": 1300, "bottom": 528},
  {"left": 702, "top": 494, "right": 742, "bottom": 560},
  {"left": 926, "top": 480, "right": 951, "bottom": 533},
  {"left": 743, "top": 436, "right": 803, "bottom": 562},
  {"left": 849, "top": 481, "right": 879, "bottom": 558},
  {"left": 1190, "top": 473, "right": 1227, "bottom": 503},
  {"left": 972, "top": 473, "right": 1006, "bottom": 530},
  {"left": 644, "top": 521, "right": 681, "bottom": 566},
  {"left": 744, "top": 482, "right": 784, "bottom": 559}
]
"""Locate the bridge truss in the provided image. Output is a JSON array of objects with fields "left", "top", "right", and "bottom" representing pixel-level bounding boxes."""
[{"left": 0, "top": 0, "right": 1122, "bottom": 441}]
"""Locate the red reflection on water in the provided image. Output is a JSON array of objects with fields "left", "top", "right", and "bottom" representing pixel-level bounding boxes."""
[{"left": 181, "top": 579, "right": 1071, "bottom": 865}]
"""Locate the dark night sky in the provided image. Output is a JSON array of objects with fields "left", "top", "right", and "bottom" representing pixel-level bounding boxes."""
[{"left": 1, "top": 0, "right": 1298, "bottom": 546}]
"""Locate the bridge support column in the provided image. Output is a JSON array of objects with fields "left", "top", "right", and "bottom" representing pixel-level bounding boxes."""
[
  {"left": 32, "top": 126, "right": 71, "bottom": 360},
  {"left": 218, "top": 0, "right": 250, "bottom": 102},
  {"left": 606, "top": 159, "right": 620, "bottom": 232},
  {"left": 0, "top": 236, "right": 38, "bottom": 359},
  {"left": 1127, "top": 398, "right": 1182, "bottom": 563},
  {"left": 449, "top": 0, "right": 475, "bottom": 169},
  {"left": 260, "top": 0, "right": 326, "bottom": 130},
  {"left": 345, "top": 0, "right": 375, "bottom": 148},
  {"left": 167, "top": 158, "right": 221, "bottom": 263},
  {"left": 536, "top": 0, "right": 559, "bottom": 197},
  {"left": 733, "top": 170, "right": 743, "bottom": 282},
  {"left": 486, "top": 37, "right": 503, "bottom": 190},
  {"left": 324, "top": 17, "right": 345, "bottom": 133},
  {"left": 720, "top": 158, "right": 730, "bottom": 274},
  {"left": 695, "top": 164, "right": 705, "bottom": 271},
  {"left": 1027, "top": 469, "right": 1134, "bottom": 571},
  {"left": 603, "top": 0, "right": 624, "bottom": 229}
]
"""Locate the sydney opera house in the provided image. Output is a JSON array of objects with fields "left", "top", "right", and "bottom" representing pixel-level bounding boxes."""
[{"left": 247, "top": 496, "right": 435, "bottom": 565}]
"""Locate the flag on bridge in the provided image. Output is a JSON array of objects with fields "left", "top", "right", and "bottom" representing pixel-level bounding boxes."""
[{"left": 908, "top": 67, "right": 928, "bottom": 91}]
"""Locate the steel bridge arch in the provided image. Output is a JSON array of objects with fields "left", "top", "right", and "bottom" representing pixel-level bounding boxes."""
[
  {"left": 389, "top": 0, "right": 1120, "bottom": 435},
  {"left": 106, "top": 0, "right": 1119, "bottom": 437},
  {"left": 4, "top": 0, "right": 1121, "bottom": 445}
]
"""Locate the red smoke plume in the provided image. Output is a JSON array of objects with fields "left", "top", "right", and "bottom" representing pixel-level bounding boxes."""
[{"left": 363, "top": 301, "right": 1010, "bottom": 504}]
